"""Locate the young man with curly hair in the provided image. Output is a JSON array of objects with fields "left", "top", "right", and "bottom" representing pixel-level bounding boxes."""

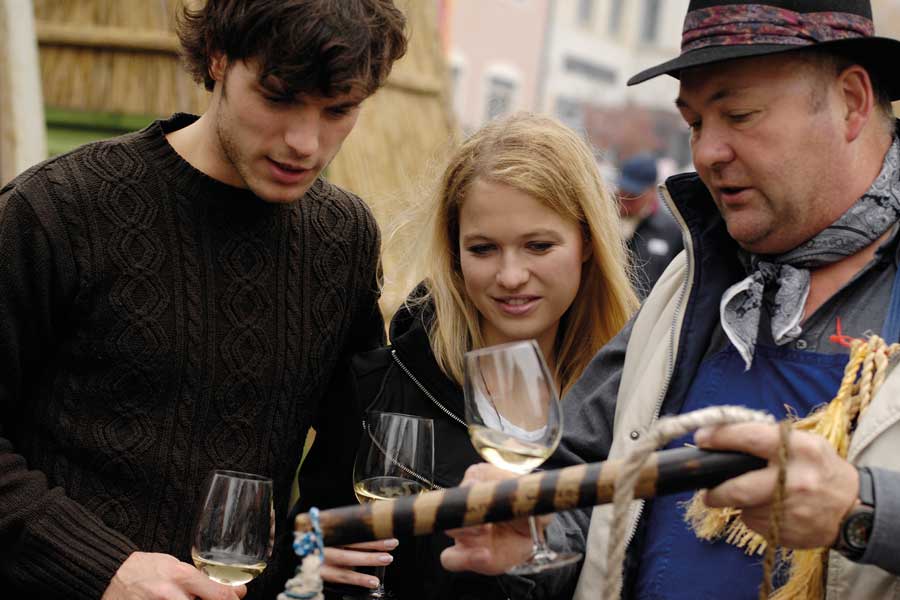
[{"left": 0, "top": 2, "right": 406, "bottom": 599}]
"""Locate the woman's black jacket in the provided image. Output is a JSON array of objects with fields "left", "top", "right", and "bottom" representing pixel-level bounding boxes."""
[{"left": 295, "top": 301, "right": 509, "bottom": 600}]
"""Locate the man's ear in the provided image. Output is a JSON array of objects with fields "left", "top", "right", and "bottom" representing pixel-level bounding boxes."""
[
  {"left": 209, "top": 53, "right": 228, "bottom": 84},
  {"left": 837, "top": 64, "right": 875, "bottom": 143}
]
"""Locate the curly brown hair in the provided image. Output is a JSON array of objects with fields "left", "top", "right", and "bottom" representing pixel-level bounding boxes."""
[{"left": 177, "top": 0, "right": 408, "bottom": 97}]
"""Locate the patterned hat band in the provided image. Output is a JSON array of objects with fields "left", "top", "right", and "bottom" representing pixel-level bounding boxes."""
[{"left": 682, "top": 5, "right": 875, "bottom": 52}]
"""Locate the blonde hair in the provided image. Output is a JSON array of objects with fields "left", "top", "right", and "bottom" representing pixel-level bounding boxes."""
[{"left": 394, "top": 112, "right": 638, "bottom": 397}]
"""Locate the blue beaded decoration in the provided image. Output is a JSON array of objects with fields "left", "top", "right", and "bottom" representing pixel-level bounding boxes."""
[{"left": 279, "top": 507, "right": 325, "bottom": 600}]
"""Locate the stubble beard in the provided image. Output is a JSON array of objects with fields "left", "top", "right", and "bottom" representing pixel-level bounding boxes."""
[{"left": 214, "top": 107, "right": 254, "bottom": 193}]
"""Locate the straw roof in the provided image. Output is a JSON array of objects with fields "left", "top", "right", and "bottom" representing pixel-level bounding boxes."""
[
  {"left": 34, "top": 0, "right": 208, "bottom": 116},
  {"left": 34, "top": 0, "right": 457, "bottom": 311}
]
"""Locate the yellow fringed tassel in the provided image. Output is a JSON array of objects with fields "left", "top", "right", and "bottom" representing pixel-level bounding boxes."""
[
  {"left": 683, "top": 335, "right": 900, "bottom": 599},
  {"left": 768, "top": 549, "right": 825, "bottom": 600}
]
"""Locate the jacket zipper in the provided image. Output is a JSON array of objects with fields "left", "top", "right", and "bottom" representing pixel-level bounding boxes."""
[
  {"left": 391, "top": 350, "right": 467, "bottom": 429},
  {"left": 623, "top": 184, "right": 695, "bottom": 550}
]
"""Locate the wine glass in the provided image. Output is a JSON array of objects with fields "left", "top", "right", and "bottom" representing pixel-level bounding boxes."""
[
  {"left": 191, "top": 470, "right": 274, "bottom": 587},
  {"left": 463, "top": 339, "right": 582, "bottom": 575},
  {"left": 352, "top": 411, "right": 435, "bottom": 598}
]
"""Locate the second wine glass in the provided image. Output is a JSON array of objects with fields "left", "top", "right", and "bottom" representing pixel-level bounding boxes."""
[
  {"left": 352, "top": 411, "right": 435, "bottom": 598},
  {"left": 463, "top": 339, "right": 582, "bottom": 575}
]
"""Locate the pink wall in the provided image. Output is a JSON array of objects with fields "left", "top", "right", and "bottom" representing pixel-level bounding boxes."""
[{"left": 446, "top": 0, "right": 550, "bottom": 131}]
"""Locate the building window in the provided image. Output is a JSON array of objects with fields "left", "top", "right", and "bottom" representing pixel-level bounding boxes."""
[
  {"left": 449, "top": 55, "right": 465, "bottom": 118},
  {"left": 564, "top": 55, "right": 616, "bottom": 84},
  {"left": 555, "top": 97, "right": 585, "bottom": 133},
  {"left": 577, "top": 0, "right": 594, "bottom": 24},
  {"left": 485, "top": 76, "right": 516, "bottom": 121},
  {"left": 641, "top": 0, "right": 661, "bottom": 43},
  {"left": 608, "top": 0, "right": 624, "bottom": 34}
]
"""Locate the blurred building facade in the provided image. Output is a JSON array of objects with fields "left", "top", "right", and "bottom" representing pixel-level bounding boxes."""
[
  {"left": 441, "top": 0, "right": 691, "bottom": 167},
  {"left": 440, "top": 0, "right": 551, "bottom": 134}
]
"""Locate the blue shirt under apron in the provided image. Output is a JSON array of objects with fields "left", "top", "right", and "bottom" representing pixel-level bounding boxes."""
[
  {"left": 633, "top": 225, "right": 900, "bottom": 599},
  {"left": 634, "top": 343, "right": 847, "bottom": 600}
]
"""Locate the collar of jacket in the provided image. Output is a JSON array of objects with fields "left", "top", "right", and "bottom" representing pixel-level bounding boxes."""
[
  {"left": 656, "top": 171, "right": 743, "bottom": 417},
  {"left": 388, "top": 293, "right": 466, "bottom": 417}
]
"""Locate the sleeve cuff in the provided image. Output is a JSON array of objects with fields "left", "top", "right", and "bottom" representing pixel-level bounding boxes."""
[
  {"left": 10, "top": 488, "right": 138, "bottom": 599},
  {"left": 860, "top": 467, "right": 900, "bottom": 574}
]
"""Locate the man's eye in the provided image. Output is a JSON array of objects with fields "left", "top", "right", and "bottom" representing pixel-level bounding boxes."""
[
  {"left": 264, "top": 94, "right": 292, "bottom": 105},
  {"left": 729, "top": 112, "right": 754, "bottom": 123}
]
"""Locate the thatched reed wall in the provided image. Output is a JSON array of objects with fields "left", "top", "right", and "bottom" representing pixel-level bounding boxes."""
[
  {"left": 34, "top": 0, "right": 208, "bottom": 116},
  {"left": 34, "top": 0, "right": 457, "bottom": 312}
]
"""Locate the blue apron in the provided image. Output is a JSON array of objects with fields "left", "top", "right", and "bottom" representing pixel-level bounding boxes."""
[{"left": 634, "top": 267, "right": 900, "bottom": 600}]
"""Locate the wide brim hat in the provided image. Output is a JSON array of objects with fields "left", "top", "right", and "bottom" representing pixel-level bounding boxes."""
[{"left": 627, "top": 0, "right": 900, "bottom": 100}]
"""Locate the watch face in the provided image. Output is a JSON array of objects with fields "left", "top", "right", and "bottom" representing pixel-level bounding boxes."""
[{"left": 846, "top": 510, "right": 874, "bottom": 550}]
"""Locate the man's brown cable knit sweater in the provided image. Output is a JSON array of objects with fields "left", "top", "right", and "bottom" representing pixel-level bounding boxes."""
[{"left": 0, "top": 114, "right": 384, "bottom": 599}]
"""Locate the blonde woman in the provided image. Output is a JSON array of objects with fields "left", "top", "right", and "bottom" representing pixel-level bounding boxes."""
[{"left": 296, "top": 113, "right": 638, "bottom": 600}]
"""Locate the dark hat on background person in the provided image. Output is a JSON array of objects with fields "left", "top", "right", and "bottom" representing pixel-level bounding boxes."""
[
  {"left": 627, "top": 0, "right": 900, "bottom": 100},
  {"left": 617, "top": 154, "right": 658, "bottom": 196}
]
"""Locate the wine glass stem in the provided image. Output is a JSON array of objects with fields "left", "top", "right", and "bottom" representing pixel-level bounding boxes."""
[
  {"left": 527, "top": 516, "right": 553, "bottom": 560},
  {"left": 371, "top": 565, "right": 387, "bottom": 598}
]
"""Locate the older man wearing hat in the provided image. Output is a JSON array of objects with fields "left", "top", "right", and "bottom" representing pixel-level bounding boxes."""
[
  {"left": 616, "top": 154, "right": 684, "bottom": 298},
  {"left": 441, "top": 1, "right": 900, "bottom": 598}
]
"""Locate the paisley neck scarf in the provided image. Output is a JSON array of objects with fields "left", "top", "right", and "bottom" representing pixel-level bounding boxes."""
[{"left": 721, "top": 137, "right": 900, "bottom": 370}]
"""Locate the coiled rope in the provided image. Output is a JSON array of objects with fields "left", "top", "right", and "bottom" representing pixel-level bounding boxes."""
[{"left": 604, "top": 334, "right": 900, "bottom": 600}]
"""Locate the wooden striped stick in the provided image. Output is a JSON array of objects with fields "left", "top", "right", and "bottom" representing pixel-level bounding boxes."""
[{"left": 294, "top": 447, "right": 765, "bottom": 546}]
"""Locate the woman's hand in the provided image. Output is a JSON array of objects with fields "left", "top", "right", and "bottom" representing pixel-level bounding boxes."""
[
  {"left": 440, "top": 463, "right": 548, "bottom": 575},
  {"left": 321, "top": 538, "right": 399, "bottom": 589}
]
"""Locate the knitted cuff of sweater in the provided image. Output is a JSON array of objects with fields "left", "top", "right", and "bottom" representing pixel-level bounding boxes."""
[{"left": 9, "top": 490, "right": 138, "bottom": 600}]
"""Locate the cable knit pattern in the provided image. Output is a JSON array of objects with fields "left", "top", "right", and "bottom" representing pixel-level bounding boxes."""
[{"left": 0, "top": 114, "right": 384, "bottom": 600}]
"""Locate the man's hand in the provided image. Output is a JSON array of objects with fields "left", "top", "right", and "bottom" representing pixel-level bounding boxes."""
[
  {"left": 440, "top": 463, "right": 548, "bottom": 575},
  {"left": 101, "top": 552, "right": 246, "bottom": 600},
  {"left": 695, "top": 422, "right": 860, "bottom": 548},
  {"left": 321, "top": 538, "right": 398, "bottom": 589}
]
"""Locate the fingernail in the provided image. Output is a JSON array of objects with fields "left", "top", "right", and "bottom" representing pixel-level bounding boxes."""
[
  {"left": 378, "top": 554, "right": 393, "bottom": 564},
  {"left": 367, "top": 577, "right": 380, "bottom": 588},
  {"left": 383, "top": 538, "right": 399, "bottom": 550},
  {"left": 694, "top": 428, "right": 710, "bottom": 445}
]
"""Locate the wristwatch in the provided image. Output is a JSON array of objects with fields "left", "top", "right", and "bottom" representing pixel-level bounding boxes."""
[{"left": 834, "top": 466, "right": 875, "bottom": 561}]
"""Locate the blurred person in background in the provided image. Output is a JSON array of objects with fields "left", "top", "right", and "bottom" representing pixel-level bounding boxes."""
[
  {"left": 0, "top": 1, "right": 406, "bottom": 599},
  {"left": 616, "top": 154, "right": 683, "bottom": 298}
]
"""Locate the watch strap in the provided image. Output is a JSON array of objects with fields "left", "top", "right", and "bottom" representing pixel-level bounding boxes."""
[
  {"left": 857, "top": 466, "right": 875, "bottom": 508},
  {"left": 833, "top": 466, "right": 876, "bottom": 560}
]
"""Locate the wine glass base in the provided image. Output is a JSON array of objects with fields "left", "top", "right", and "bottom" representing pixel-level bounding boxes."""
[
  {"left": 340, "top": 586, "right": 394, "bottom": 600},
  {"left": 506, "top": 550, "right": 583, "bottom": 576}
]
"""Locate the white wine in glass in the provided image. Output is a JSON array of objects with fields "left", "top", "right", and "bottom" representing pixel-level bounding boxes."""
[
  {"left": 354, "top": 475, "right": 430, "bottom": 503},
  {"left": 191, "top": 470, "right": 273, "bottom": 586},
  {"left": 468, "top": 426, "right": 555, "bottom": 474},
  {"left": 351, "top": 412, "right": 435, "bottom": 598},
  {"left": 464, "top": 340, "right": 582, "bottom": 575}
]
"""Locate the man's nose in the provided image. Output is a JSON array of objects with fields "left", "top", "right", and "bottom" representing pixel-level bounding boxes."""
[
  {"left": 691, "top": 125, "right": 734, "bottom": 172},
  {"left": 284, "top": 111, "right": 320, "bottom": 157}
]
